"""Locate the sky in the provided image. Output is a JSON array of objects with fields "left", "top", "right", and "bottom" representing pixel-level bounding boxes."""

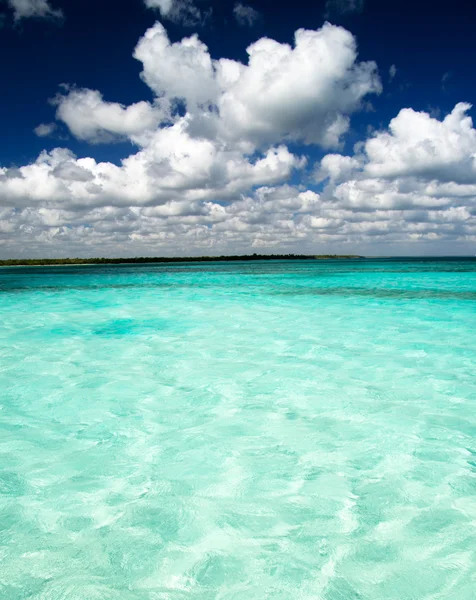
[{"left": 0, "top": 0, "right": 475, "bottom": 257}]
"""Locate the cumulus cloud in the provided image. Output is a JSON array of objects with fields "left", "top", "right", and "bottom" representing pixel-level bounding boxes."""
[
  {"left": 6, "top": 0, "right": 63, "bottom": 21},
  {"left": 312, "top": 103, "right": 476, "bottom": 246},
  {"left": 144, "top": 0, "right": 173, "bottom": 13},
  {"left": 314, "top": 153, "right": 360, "bottom": 184},
  {"left": 363, "top": 102, "right": 476, "bottom": 182},
  {"left": 217, "top": 25, "right": 380, "bottom": 147},
  {"left": 134, "top": 22, "right": 381, "bottom": 147},
  {"left": 233, "top": 2, "right": 260, "bottom": 27},
  {"left": 51, "top": 160, "right": 95, "bottom": 183},
  {"left": 134, "top": 25, "right": 218, "bottom": 109},
  {"left": 34, "top": 122, "right": 57, "bottom": 137},
  {"left": 144, "top": 0, "right": 209, "bottom": 27},
  {"left": 54, "top": 22, "right": 380, "bottom": 150},
  {"left": 1, "top": 22, "right": 475, "bottom": 257},
  {"left": 53, "top": 88, "right": 168, "bottom": 143},
  {"left": 0, "top": 127, "right": 305, "bottom": 213}
]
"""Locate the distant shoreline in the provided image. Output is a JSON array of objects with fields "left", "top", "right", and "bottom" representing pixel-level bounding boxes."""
[
  {"left": 1, "top": 255, "right": 475, "bottom": 268},
  {"left": 0, "top": 254, "right": 363, "bottom": 267}
]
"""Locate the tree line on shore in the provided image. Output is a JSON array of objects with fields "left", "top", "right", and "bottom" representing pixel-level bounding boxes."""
[{"left": 0, "top": 254, "right": 363, "bottom": 267}]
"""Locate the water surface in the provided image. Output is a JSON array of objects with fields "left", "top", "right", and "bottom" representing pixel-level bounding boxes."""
[{"left": 1, "top": 259, "right": 476, "bottom": 599}]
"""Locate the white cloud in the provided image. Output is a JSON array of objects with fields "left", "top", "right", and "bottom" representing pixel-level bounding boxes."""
[
  {"left": 2, "top": 23, "right": 475, "bottom": 258},
  {"left": 389, "top": 64, "right": 397, "bottom": 81},
  {"left": 3, "top": 166, "right": 474, "bottom": 258},
  {"left": 7, "top": 0, "right": 63, "bottom": 21},
  {"left": 233, "top": 2, "right": 260, "bottom": 27},
  {"left": 144, "top": 0, "right": 208, "bottom": 27},
  {"left": 52, "top": 160, "right": 95, "bottom": 183},
  {"left": 0, "top": 124, "right": 305, "bottom": 212},
  {"left": 363, "top": 103, "right": 476, "bottom": 182},
  {"left": 312, "top": 104, "right": 476, "bottom": 245},
  {"left": 56, "top": 22, "right": 381, "bottom": 149},
  {"left": 34, "top": 122, "right": 57, "bottom": 137},
  {"left": 133, "top": 24, "right": 218, "bottom": 109},
  {"left": 314, "top": 153, "right": 360, "bottom": 184},
  {"left": 54, "top": 88, "right": 167, "bottom": 143},
  {"left": 134, "top": 22, "right": 381, "bottom": 147},
  {"left": 144, "top": 0, "right": 173, "bottom": 14},
  {"left": 216, "top": 24, "right": 381, "bottom": 147}
]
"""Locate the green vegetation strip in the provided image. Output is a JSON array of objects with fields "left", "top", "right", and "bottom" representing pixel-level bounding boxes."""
[{"left": 0, "top": 254, "right": 363, "bottom": 267}]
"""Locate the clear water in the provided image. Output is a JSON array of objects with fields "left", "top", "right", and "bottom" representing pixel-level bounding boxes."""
[{"left": 1, "top": 259, "right": 475, "bottom": 600}]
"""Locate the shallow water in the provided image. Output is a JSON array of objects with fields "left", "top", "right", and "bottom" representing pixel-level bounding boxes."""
[{"left": 1, "top": 259, "right": 476, "bottom": 599}]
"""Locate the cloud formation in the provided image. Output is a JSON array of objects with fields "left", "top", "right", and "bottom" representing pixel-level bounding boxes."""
[
  {"left": 144, "top": 0, "right": 209, "bottom": 27},
  {"left": 6, "top": 0, "right": 62, "bottom": 21},
  {"left": 363, "top": 103, "right": 476, "bottom": 182},
  {"left": 33, "top": 122, "right": 57, "bottom": 137},
  {"left": 314, "top": 103, "right": 476, "bottom": 245},
  {"left": 54, "top": 89, "right": 167, "bottom": 143},
  {"left": 133, "top": 22, "right": 381, "bottom": 147},
  {"left": 1, "top": 22, "right": 475, "bottom": 257},
  {"left": 233, "top": 2, "right": 260, "bottom": 27}
]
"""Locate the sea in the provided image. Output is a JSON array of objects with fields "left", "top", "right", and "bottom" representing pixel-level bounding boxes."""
[{"left": 1, "top": 258, "right": 475, "bottom": 599}]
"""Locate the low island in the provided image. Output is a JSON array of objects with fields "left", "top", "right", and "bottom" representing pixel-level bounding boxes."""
[{"left": 0, "top": 254, "right": 363, "bottom": 267}]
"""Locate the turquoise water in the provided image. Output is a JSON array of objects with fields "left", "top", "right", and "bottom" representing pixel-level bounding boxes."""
[{"left": 1, "top": 259, "right": 476, "bottom": 600}]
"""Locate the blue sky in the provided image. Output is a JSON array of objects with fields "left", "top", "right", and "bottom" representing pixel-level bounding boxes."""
[{"left": 0, "top": 0, "right": 475, "bottom": 257}]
